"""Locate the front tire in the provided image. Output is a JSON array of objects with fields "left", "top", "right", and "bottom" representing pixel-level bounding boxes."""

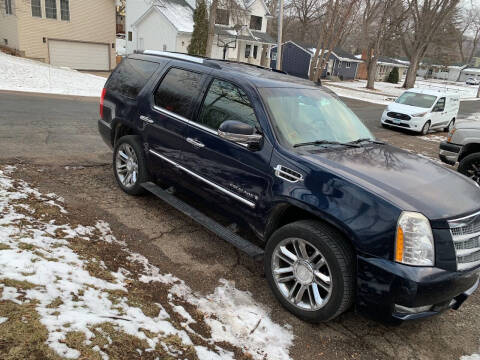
[
  {"left": 421, "top": 121, "right": 431, "bottom": 135},
  {"left": 265, "top": 220, "right": 355, "bottom": 322},
  {"left": 458, "top": 153, "right": 480, "bottom": 185},
  {"left": 113, "top": 135, "right": 150, "bottom": 195}
]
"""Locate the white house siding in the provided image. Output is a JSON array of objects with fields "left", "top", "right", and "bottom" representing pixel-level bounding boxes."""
[
  {"left": 0, "top": 5, "right": 19, "bottom": 50},
  {"left": 175, "top": 33, "right": 191, "bottom": 54},
  {"left": 125, "top": 0, "right": 149, "bottom": 54},
  {"left": 248, "top": 0, "right": 268, "bottom": 32},
  {"left": 136, "top": 11, "right": 177, "bottom": 52}
]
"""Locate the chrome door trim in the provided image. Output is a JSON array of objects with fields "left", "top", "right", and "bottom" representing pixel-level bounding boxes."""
[
  {"left": 153, "top": 105, "right": 217, "bottom": 135},
  {"left": 149, "top": 149, "right": 256, "bottom": 208},
  {"left": 186, "top": 137, "right": 205, "bottom": 148}
]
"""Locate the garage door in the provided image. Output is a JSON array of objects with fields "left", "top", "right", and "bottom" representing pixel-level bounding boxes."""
[{"left": 49, "top": 40, "right": 110, "bottom": 71}]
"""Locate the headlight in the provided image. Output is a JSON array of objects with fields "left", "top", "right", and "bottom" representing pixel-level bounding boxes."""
[
  {"left": 447, "top": 128, "right": 456, "bottom": 142},
  {"left": 412, "top": 112, "right": 427, "bottom": 117},
  {"left": 395, "top": 211, "right": 434, "bottom": 266}
]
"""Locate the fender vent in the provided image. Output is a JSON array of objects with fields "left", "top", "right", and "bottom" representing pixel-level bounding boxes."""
[{"left": 274, "top": 165, "right": 303, "bottom": 183}]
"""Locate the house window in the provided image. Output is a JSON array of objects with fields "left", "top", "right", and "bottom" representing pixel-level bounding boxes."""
[
  {"left": 45, "top": 0, "right": 57, "bottom": 19},
  {"left": 253, "top": 45, "right": 258, "bottom": 59},
  {"left": 215, "top": 9, "right": 229, "bottom": 25},
  {"left": 345, "top": 62, "right": 351, "bottom": 68},
  {"left": 4, "top": 0, "right": 12, "bottom": 14},
  {"left": 60, "top": 0, "right": 70, "bottom": 21},
  {"left": 245, "top": 44, "right": 251, "bottom": 58},
  {"left": 31, "top": 0, "right": 41, "bottom": 17},
  {"left": 250, "top": 15, "right": 262, "bottom": 30},
  {"left": 128, "top": 32, "right": 132, "bottom": 41}
]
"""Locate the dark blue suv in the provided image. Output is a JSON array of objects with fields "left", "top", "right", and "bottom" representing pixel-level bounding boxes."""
[{"left": 99, "top": 51, "right": 480, "bottom": 323}]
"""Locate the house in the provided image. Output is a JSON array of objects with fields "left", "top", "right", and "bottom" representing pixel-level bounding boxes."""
[
  {"left": 417, "top": 63, "right": 467, "bottom": 82},
  {"left": 270, "top": 41, "right": 312, "bottom": 78},
  {"left": 270, "top": 42, "right": 361, "bottom": 80},
  {"left": 125, "top": 0, "right": 275, "bottom": 66},
  {"left": 356, "top": 54, "right": 408, "bottom": 82},
  {"left": 0, "top": 0, "right": 116, "bottom": 71}
]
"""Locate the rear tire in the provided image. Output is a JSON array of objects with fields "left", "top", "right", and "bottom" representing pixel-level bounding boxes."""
[
  {"left": 113, "top": 135, "right": 150, "bottom": 195},
  {"left": 458, "top": 153, "right": 480, "bottom": 185},
  {"left": 421, "top": 121, "right": 431, "bottom": 135},
  {"left": 264, "top": 220, "right": 355, "bottom": 323}
]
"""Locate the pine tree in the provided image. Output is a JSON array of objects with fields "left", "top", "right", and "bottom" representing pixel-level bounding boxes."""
[
  {"left": 387, "top": 67, "right": 399, "bottom": 83},
  {"left": 188, "top": 0, "right": 208, "bottom": 56}
]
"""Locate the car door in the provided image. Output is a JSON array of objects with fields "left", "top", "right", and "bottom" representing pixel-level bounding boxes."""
[
  {"left": 431, "top": 97, "right": 446, "bottom": 127},
  {"left": 139, "top": 66, "right": 208, "bottom": 178},
  {"left": 182, "top": 78, "right": 274, "bottom": 225}
]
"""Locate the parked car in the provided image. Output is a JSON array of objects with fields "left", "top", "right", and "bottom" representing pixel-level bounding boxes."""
[
  {"left": 381, "top": 89, "right": 459, "bottom": 135},
  {"left": 466, "top": 77, "right": 480, "bottom": 85},
  {"left": 99, "top": 51, "right": 480, "bottom": 324},
  {"left": 439, "top": 121, "right": 480, "bottom": 185}
]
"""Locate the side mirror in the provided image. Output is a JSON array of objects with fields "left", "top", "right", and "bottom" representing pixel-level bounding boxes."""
[{"left": 218, "top": 120, "right": 263, "bottom": 149}]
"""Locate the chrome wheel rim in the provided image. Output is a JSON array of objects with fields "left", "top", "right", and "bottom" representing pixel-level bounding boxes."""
[
  {"left": 115, "top": 143, "right": 139, "bottom": 188},
  {"left": 466, "top": 162, "right": 480, "bottom": 184},
  {"left": 423, "top": 122, "right": 430, "bottom": 135},
  {"left": 272, "top": 238, "right": 332, "bottom": 311}
]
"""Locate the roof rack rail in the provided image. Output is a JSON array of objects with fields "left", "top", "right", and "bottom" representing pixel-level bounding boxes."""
[
  {"left": 211, "top": 58, "right": 287, "bottom": 74},
  {"left": 141, "top": 50, "right": 221, "bottom": 69}
]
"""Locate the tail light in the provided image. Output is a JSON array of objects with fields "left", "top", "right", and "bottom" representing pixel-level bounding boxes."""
[{"left": 100, "top": 88, "right": 107, "bottom": 119}]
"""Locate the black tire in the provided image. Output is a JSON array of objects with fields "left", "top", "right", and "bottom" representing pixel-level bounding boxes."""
[
  {"left": 113, "top": 135, "right": 150, "bottom": 195},
  {"left": 264, "top": 220, "right": 355, "bottom": 322},
  {"left": 421, "top": 121, "right": 431, "bottom": 135},
  {"left": 381, "top": 123, "right": 389, "bottom": 129},
  {"left": 458, "top": 153, "right": 480, "bottom": 185},
  {"left": 444, "top": 119, "right": 455, "bottom": 132}
]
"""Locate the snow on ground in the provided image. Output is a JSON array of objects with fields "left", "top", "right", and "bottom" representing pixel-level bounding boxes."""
[
  {"left": 116, "top": 38, "right": 126, "bottom": 56},
  {"left": 0, "top": 166, "right": 293, "bottom": 359},
  {"left": 0, "top": 52, "right": 106, "bottom": 97},
  {"left": 418, "top": 134, "right": 446, "bottom": 143},
  {"left": 461, "top": 354, "right": 480, "bottom": 360},
  {"left": 325, "top": 77, "right": 480, "bottom": 105}
]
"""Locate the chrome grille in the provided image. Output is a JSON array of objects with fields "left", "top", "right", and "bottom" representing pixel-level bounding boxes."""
[{"left": 449, "top": 211, "right": 480, "bottom": 271}]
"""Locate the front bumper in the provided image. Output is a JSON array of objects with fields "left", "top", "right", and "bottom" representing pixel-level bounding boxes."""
[
  {"left": 381, "top": 114, "right": 426, "bottom": 132},
  {"left": 439, "top": 141, "right": 461, "bottom": 166},
  {"left": 356, "top": 256, "right": 480, "bottom": 323}
]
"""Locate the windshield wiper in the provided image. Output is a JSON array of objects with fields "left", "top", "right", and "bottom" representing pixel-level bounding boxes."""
[
  {"left": 293, "top": 140, "right": 360, "bottom": 148},
  {"left": 346, "top": 138, "right": 385, "bottom": 145}
]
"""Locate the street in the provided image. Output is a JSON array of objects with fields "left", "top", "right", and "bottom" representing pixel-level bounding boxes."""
[{"left": 1, "top": 91, "right": 480, "bottom": 359}]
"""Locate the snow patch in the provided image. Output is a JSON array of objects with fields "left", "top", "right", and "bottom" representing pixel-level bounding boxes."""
[
  {"left": 0, "top": 52, "right": 106, "bottom": 97},
  {"left": 0, "top": 167, "right": 294, "bottom": 360}
]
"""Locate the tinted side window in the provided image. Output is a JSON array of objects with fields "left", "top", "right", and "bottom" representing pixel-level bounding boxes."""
[
  {"left": 197, "top": 79, "right": 258, "bottom": 131},
  {"left": 436, "top": 97, "right": 445, "bottom": 111},
  {"left": 107, "top": 59, "right": 159, "bottom": 99},
  {"left": 154, "top": 68, "right": 203, "bottom": 119}
]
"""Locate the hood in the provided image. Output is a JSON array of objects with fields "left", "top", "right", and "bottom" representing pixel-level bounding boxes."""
[
  {"left": 456, "top": 120, "right": 480, "bottom": 130},
  {"left": 300, "top": 144, "right": 480, "bottom": 221},
  {"left": 386, "top": 102, "right": 431, "bottom": 115}
]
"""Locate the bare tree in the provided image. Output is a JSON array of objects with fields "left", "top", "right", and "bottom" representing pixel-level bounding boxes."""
[
  {"left": 289, "top": 0, "right": 321, "bottom": 43},
  {"left": 360, "top": 0, "right": 406, "bottom": 89},
  {"left": 309, "top": 0, "right": 360, "bottom": 83},
  {"left": 206, "top": 0, "right": 219, "bottom": 57},
  {"left": 457, "top": 2, "right": 480, "bottom": 64},
  {"left": 400, "top": 0, "right": 460, "bottom": 89}
]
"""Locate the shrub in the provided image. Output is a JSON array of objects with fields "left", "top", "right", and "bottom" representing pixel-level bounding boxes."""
[{"left": 387, "top": 67, "right": 399, "bottom": 83}]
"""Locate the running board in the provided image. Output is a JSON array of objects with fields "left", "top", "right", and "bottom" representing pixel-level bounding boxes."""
[{"left": 141, "top": 182, "right": 264, "bottom": 259}]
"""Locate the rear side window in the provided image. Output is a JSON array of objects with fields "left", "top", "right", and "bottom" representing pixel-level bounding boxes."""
[
  {"left": 154, "top": 68, "right": 203, "bottom": 119},
  {"left": 107, "top": 58, "right": 159, "bottom": 99}
]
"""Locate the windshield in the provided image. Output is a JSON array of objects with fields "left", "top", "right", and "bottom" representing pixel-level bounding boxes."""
[
  {"left": 395, "top": 92, "right": 437, "bottom": 108},
  {"left": 258, "top": 87, "right": 374, "bottom": 148}
]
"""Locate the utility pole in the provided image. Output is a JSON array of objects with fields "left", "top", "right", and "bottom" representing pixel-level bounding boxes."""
[{"left": 276, "top": 0, "right": 284, "bottom": 70}]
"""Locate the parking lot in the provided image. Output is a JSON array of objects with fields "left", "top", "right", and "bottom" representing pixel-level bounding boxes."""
[{"left": 1, "top": 90, "right": 479, "bottom": 359}]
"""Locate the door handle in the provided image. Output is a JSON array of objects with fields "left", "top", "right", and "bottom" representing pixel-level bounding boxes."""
[
  {"left": 140, "top": 115, "right": 154, "bottom": 124},
  {"left": 186, "top": 137, "right": 205, "bottom": 148}
]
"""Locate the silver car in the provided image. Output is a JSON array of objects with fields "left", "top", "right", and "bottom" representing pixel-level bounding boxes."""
[
  {"left": 439, "top": 121, "right": 480, "bottom": 184},
  {"left": 466, "top": 77, "right": 480, "bottom": 85}
]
